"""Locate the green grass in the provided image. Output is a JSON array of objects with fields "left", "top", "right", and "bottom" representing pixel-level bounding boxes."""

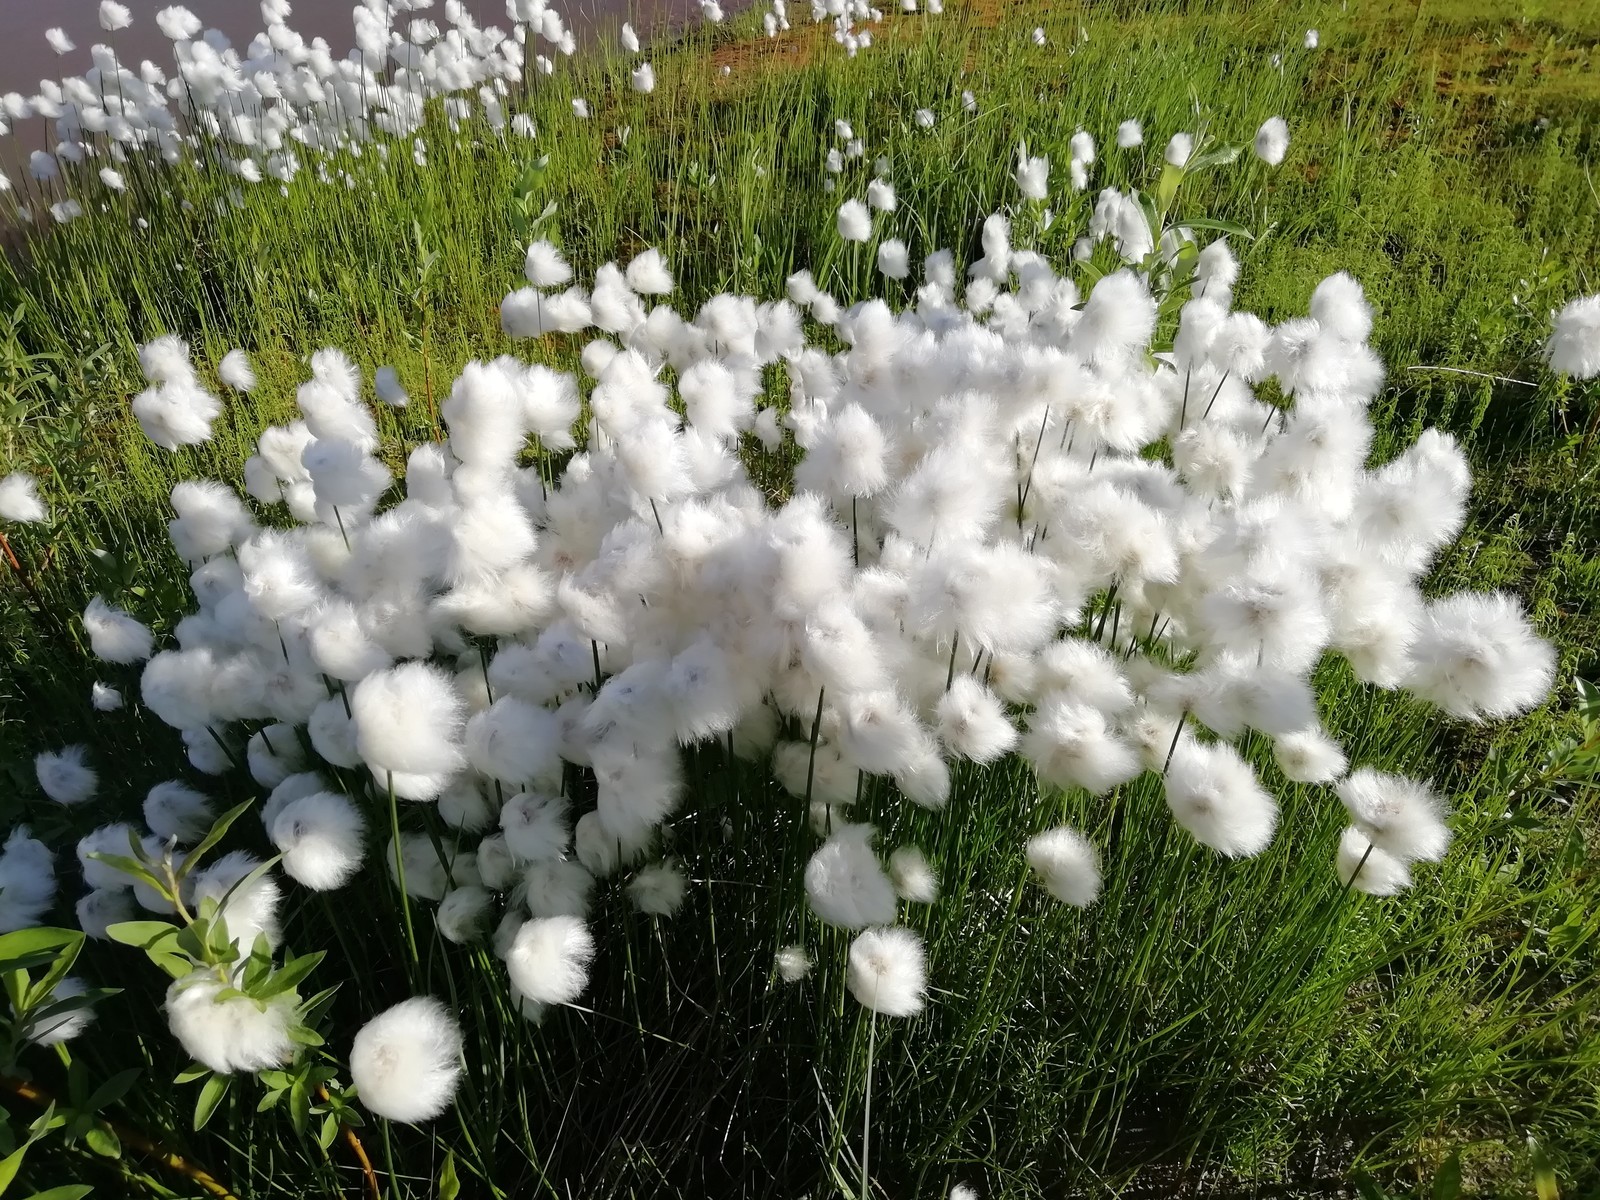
[{"left": 1, "top": 0, "right": 1599, "bottom": 1196}]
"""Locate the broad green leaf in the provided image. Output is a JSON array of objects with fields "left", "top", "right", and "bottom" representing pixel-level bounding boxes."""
[
  {"left": 83, "top": 1068, "right": 141, "bottom": 1115},
  {"left": 439, "top": 1150, "right": 461, "bottom": 1200},
  {"left": 0, "top": 1143, "right": 28, "bottom": 1194},
  {"left": 241, "top": 946, "right": 272, "bottom": 993},
  {"left": 103, "top": 922, "right": 179, "bottom": 952},
  {"left": 23, "top": 1187, "right": 94, "bottom": 1200},
  {"left": 288, "top": 1076, "right": 310, "bottom": 1136},
  {"left": 3, "top": 970, "right": 28, "bottom": 1015},
  {"left": 205, "top": 915, "right": 236, "bottom": 962},
  {"left": 193, "top": 1073, "right": 230, "bottom": 1131},
  {"left": 147, "top": 951, "right": 191, "bottom": 980},
  {"left": 317, "top": 1112, "right": 339, "bottom": 1152},
  {"left": 1575, "top": 676, "right": 1600, "bottom": 721},
  {"left": 256, "top": 951, "right": 325, "bottom": 1000},
  {"left": 0, "top": 930, "right": 80, "bottom": 967},
  {"left": 173, "top": 1063, "right": 208, "bottom": 1085},
  {"left": 1432, "top": 1150, "right": 1462, "bottom": 1200},
  {"left": 176, "top": 799, "right": 256, "bottom": 881},
  {"left": 25, "top": 1104, "right": 61, "bottom": 1140},
  {"left": 1530, "top": 1138, "right": 1559, "bottom": 1200},
  {"left": 174, "top": 923, "right": 208, "bottom": 963},
  {"left": 1186, "top": 144, "right": 1242, "bottom": 171},
  {"left": 1155, "top": 162, "right": 1183, "bottom": 213},
  {"left": 82, "top": 853, "right": 167, "bottom": 899},
  {"left": 1175, "top": 216, "right": 1257, "bottom": 241},
  {"left": 83, "top": 1126, "right": 119, "bottom": 1160},
  {"left": 0, "top": 954, "right": 61, "bottom": 979}
]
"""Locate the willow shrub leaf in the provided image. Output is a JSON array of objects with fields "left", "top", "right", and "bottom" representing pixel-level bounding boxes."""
[
  {"left": 176, "top": 799, "right": 256, "bottom": 880},
  {"left": 82, "top": 1125, "right": 119, "bottom": 1160},
  {"left": 193, "top": 1073, "right": 230, "bottom": 1132}
]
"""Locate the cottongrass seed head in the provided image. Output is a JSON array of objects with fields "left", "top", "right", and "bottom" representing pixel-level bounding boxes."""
[
  {"left": 776, "top": 944, "right": 814, "bottom": 983},
  {"left": 506, "top": 915, "right": 595, "bottom": 1005},
  {"left": 1025, "top": 827, "right": 1102, "bottom": 907},
  {"left": 847, "top": 926, "right": 927, "bottom": 1017},
  {"left": 36, "top": 746, "right": 97, "bottom": 805},
  {"left": 1336, "top": 827, "right": 1412, "bottom": 896},
  {"left": 349, "top": 996, "right": 464, "bottom": 1122}
]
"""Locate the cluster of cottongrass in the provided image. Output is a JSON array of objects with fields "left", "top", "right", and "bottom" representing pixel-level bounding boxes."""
[
  {"left": 1, "top": 0, "right": 937, "bottom": 223},
  {"left": 6, "top": 154, "right": 1583, "bottom": 1127}
]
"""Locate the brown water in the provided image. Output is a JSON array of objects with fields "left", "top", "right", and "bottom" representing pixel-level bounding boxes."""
[{"left": 0, "top": 0, "right": 718, "bottom": 98}]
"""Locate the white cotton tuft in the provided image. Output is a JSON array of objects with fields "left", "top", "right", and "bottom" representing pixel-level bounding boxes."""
[
  {"left": 887, "top": 846, "right": 938, "bottom": 903},
  {"left": 437, "top": 886, "right": 493, "bottom": 943},
  {"left": 1014, "top": 150, "right": 1048, "bottom": 201},
  {"left": 37, "top": 745, "right": 97, "bottom": 805},
  {"left": 77, "top": 824, "right": 139, "bottom": 891},
  {"left": 1073, "top": 269, "right": 1156, "bottom": 363},
  {"left": 1021, "top": 700, "right": 1140, "bottom": 795},
  {"left": 166, "top": 973, "right": 295, "bottom": 1074},
  {"left": 144, "top": 781, "right": 212, "bottom": 843},
  {"left": 375, "top": 366, "right": 410, "bottom": 407},
  {"left": 1163, "top": 740, "right": 1278, "bottom": 857},
  {"left": 837, "top": 199, "right": 872, "bottom": 243},
  {"left": 352, "top": 662, "right": 467, "bottom": 789},
  {"left": 271, "top": 791, "right": 366, "bottom": 890},
  {"left": 1164, "top": 132, "right": 1193, "bottom": 168},
  {"left": 1404, "top": 591, "right": 1554, "bottom": 722},
  {"left": 0, "top": 472, "right": 48, "bottom": 523},
  {"left": 524, "top": 240, "right": 572, "bottom": 288},
  {"left": 168, "top": 480, "right": 253, "bottom": 563},
  {"left": 1273, "top": 727, "right": 1347, "bottom": 784},
  {"left": 878, "top": 238, "right": 910, "bottom": 279},
  {"left": 140, "top": 335, "right": 193, "bottom": 385},
  {"left": 522, "top": 859, "right": 596, "bottom": 919},
  {"left": 349, "top": 996, "right": 464, "bottom": 1122},
  {"left": 804, "top": 823, "right": 898, "bottom": 928},
  {"left": 1116, "top": 119, "right": 1143, "bottom": 148},
  {"left": 1310, "top": 272, "right": 1373, "bottom": 342},
  {"left": 1335, "top": 827, "right": 1412, "bottom": 896},
  {"left": 247, "top": 725, "right": 308, "bottom": 789},
  {"left": 1336, "top": 768, "right": 1451, "bottom": 863},
  {"left": 846, "top": 926, "right": 926, "bottom": 1017},
  {"left": 1545, "top": 294, "right": 1600, "bottom": 379},
  {"left": 189, "top": 850, "right": 281, "bottom": 951},
  {"left": 92, "top": 682, "right": 124, "bottom": 712},
  {"left": 1253, "top": 116, "right": 1289, "bottom": 166},
  {"left": 935, "top": 677, "right": 1017, "bottom": 763},
  {"left": 499, "top": 792, "right": 570, "bottom": 863},
  {"left": 628, "top": 860, "right": 687, "bottom": 915},
  {"left": 0, "top": 827, "right": 56, "bottom": 933},
  {"left": 1025, "top": 828, "right": 1101, "bottom": 906},
  {"left": 27, "top": 977, "right": 95, "bottom": 1046},
  {"left": 219, "top": 349, "right": 257, "bottom": 392},
  {"left": 506, "top": 915, "right": 595, "bottom": 1005},
  {"left": 776, "top": 944, "right": 813, "bottom": 983},
  {"left": 77, "top": 887, "right": 134, "bottom": 940},
  {"left": 465, "top": 697, "right": 561, "bottom": 784},
  {"left": 83, "top": 596, "right": 154, "bottom": 663},
  {"left": 625, "top": 248, "right": 674, "bottom": 295}
]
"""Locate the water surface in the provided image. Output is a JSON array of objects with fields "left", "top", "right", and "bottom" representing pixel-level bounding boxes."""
[{"left": 0, "top": 0, "right": 715, "bottom": 98}]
